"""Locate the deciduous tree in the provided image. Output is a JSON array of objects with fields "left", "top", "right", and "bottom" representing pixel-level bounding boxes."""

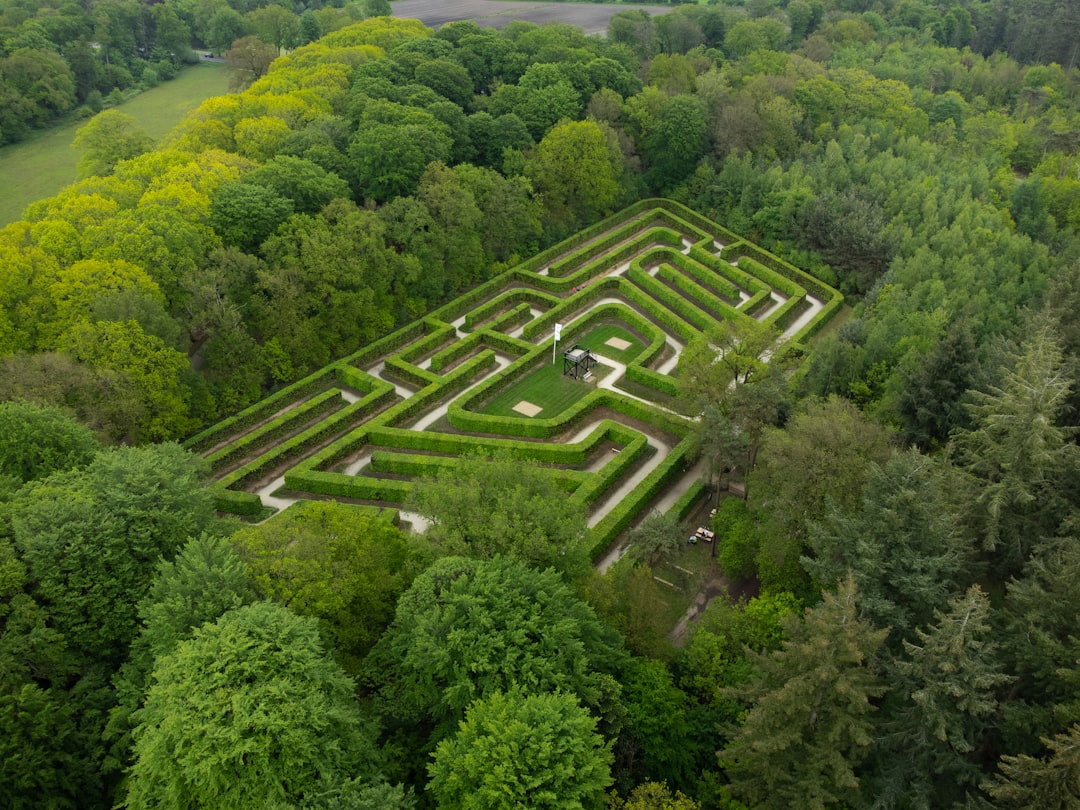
[
  {"left": 124, "top": 602, "right": 380, "bottom": 810},
  {"left": 428, "top": 689, "right": 613, "bottom": 810}
]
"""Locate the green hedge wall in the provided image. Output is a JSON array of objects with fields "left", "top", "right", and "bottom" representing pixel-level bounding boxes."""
[
  {"left": 656, "top": 264, "right": 748, "bottom": 326},
  {"left": 627, "top": 265, "right": 716, "bottom": 332},
  {"left": 217, "top": 383, "right": 395, "bottom": 494},
  {"left": 464, "top": 288, "right": 559, "bottom": 330},
  {"left": 569, "top": 432, "right": 650, "bottom": 508},
  {"left": 207, "top": 388, "right": 344, "bottom": 474},
  {"left": 384, "top": 355, "right": 441, "bottom": 388},
  {"left": 213, "top": 488, "right": 264, "bottom": 516},
  {"left": 667, "top": 479, "right": 707, "bottom": 521},
  {"left": 184, "top": 367, "right": 336, "bottom": 453},
  {"left": 587, "top": 435, "right": 696, "bottom": 561}
]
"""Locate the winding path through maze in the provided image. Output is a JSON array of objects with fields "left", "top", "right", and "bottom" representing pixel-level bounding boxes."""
[{"left": 186, "top": 199, "right": 843, "bottom": 566}]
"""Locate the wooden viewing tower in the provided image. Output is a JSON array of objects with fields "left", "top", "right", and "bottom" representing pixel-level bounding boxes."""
[{"left": 563, "top": 345, "right": 598, "bottom": 380}]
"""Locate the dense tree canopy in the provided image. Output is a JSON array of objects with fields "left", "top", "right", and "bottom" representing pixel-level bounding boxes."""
[{"left": 2, "top": 3, "right": 1080, "bottom": 808}]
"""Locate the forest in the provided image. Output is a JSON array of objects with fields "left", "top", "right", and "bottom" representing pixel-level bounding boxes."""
[{"left": 1, "top": 0, "right": 1080, "bottom": 807}]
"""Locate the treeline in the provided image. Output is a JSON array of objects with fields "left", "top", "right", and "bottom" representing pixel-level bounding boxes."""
[{"left": 0, "top": 0, "right": 387, "bottom": 143}]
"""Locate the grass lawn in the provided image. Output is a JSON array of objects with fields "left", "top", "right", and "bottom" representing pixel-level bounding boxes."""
[
  {"left": 0, "top": 61, "right": 229, "bottom": 226},
  {"left": 575, "top": 322, "right": 643, "bottom": 363},
  {"left": 480, "top": 358, "right": 613, "bottom": 418}
]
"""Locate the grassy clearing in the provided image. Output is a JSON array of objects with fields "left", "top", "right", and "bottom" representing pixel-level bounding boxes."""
[
  {"left": 576, "top": 322, "right": 643, "bottom": 363},
  {"left": 480, "top": 358, "right": 613, "bottom": 418},
  {"left": 0, "top": 62, "right": 229, "bottom": 226}
]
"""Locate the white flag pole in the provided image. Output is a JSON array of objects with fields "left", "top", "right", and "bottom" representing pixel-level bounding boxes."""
[{"left": 553, "top": 323, "right": 562, "bottom": 364}]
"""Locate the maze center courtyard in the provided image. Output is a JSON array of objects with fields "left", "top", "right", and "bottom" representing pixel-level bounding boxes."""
[{"left": 188, "top": 199, "right": 842, "bottom": 567}]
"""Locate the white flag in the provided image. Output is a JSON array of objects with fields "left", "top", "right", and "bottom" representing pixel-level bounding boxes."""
[{"left": 554, "top": 323, "right": 563, "bottom": 341}]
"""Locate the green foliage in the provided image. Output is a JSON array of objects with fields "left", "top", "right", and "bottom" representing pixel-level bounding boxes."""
[
  {"left": 749, "top": 397, "right": 893, "bottom": 597},
  {"left": 124, "top": 601, "right": 380, "bottom": 810},
  {"left": 429, "top": 688, "right": 613, "bottom": 810},
  {"left": 105, "top": 533, "right": 258, "bottom": 776},
  {"left": 11, "top": 443, "right": 214, "bottom": 660},
  {"left": 608, "top": 781, "right": 701, "bottom": 810},
  {"left": 870, "top": 586, "right": 1011, "bottom": 806},
  {"left": 715, "top": 498, "right": 757, "bottom": 581},
  {"left": 231, "top": 502, "right": 419, "bottom": 668},
  {"left": 409, "top": 450, "right": 589, "bottom": 575},
  {"left": 718, "top": 575, "right": 888, "bottom": 810},
  {"left": 805, "top": 450, "right": 974, "bottom": 644},
  {"left": 72, "top": 110, "right": 153, "bottom": 179},
  {"left": 0, "top": 401, "right": 99, "bottom": 484},
  {"left": 986, "top": 723, "right": 1080, "bottom": 809},
  {"left": 365, "top": 556, "right": 626, "bottom": 733},
  {"left": 952, "top": 321, "right": 1080, "bottom": 575}
]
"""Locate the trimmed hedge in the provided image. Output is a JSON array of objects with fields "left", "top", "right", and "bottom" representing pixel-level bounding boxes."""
[
  {"left": 587, "top": 435, "right": 696, "bottom": 561},
  {"left": 464, "top": 288, "right": 559, "bottom": 330},
  {"left": 207, "top": 388, "right": 344, "bottom": 473},
  {"left": 384, "top": 355, "right": 441, "bottom": 388},
  {"left": 656, "top": 264, "right": 748, "bottom": 326},
  {"left": 369, "top": 450, "right": 591, "bottom": 494},
  {"left": 213, "top": 488, "right": 264, "bottom": 516},
  {"left": 736, "top": 256, "right": 804, "bottom": 298},
  {"left": 569, "top": 432, "right": 649, "bottom": 507},
  {"left": 667, "top": 479, "right": 707, "bottom": 522},
  {"left": 723, "top": 242, "right": 836, "bottom": 302},
  {"left": 184, "top": 367, "right": 335, "bottom": 453},
  {"left": 627, "top": 265, "right": 716, "bottom": 332},
  {"left": 398, "top": 320, "right": 456, "bottom": 364},
  {"left": 217, "top": 381, "right": 395, "bottom": 493},
  {"left": 487, "top": 301, "right": 532, "bottom": 333}
]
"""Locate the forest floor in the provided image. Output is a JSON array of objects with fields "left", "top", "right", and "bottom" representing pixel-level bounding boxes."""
[
  {"left": 0, "top": 61, "right": 228, "bottom": 226},
  {"left": 391, "top": 0, "right": 673, "bottom": 36}
]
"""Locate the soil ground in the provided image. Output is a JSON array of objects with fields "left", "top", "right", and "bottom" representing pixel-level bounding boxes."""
[{"left": 391, "top": 0, "right": 673, "bottom": 35}]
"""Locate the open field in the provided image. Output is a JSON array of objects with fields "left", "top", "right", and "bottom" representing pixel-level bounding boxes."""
[
  {"left": 391, "top": 0, "right": 672, "bottom": 35},
  {"left": 187, "top": 199, "right": 843, "bottom": 566},
  {"left": 0, "top": 62, "right": 229, "bottom": 226}
]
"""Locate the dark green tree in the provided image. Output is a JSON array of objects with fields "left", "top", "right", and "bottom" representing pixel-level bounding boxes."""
[
  {"left": 409, "top": 451, "right": 589, "bottom": 576},
  {"left": 366, "top": 556, "right": 626, "bottom": 733},
  {"left": 870, "top": 586, "right": 1011, "bottom": 808},
  {"left": 11, "top": 443, "right": 215, "bottom": 661},
  {"left": 986, "top": 724, "right": 1080, "bottom": 809},
  {"left": 230, "top": 501, "right": 420, "bottom": 669},
  {"left": 804, "top": 450, "right": 973, "bottom": 644},
  {"left": 951, "top": 321, "right": 1080, "bottom": 575},
  {"left": 718, "top": 575, "right": 888, "bottom": 810},
  {"left": 0, "top": 401, "right": 98, "bottom": 485}
]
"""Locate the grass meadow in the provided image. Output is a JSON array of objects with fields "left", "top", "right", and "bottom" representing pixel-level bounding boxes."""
[{"left": 0, "top": 61, "right": 229, "bottom": 226}]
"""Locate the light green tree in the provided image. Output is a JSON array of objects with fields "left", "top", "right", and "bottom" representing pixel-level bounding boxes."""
[
  {"left": 72, "top": 110, "right": 153, "bottom": 179},
  {"left": 11, "top": 443, "right": 214, "bottom": 661},
  {"left": 527, "top": 119, "right": 622, "bottom": 235},
  {"left": 952, "top": 320, "right": 1080, "bottom": 575},
  {"left": 124, "top": 601, "right": 380, "bottom": 810},
  {"left": 0, "top": 401, "right": 98, "bottom": 485},
  {"left": 428, "top": 689, "right": 613, "bottom": 810},
  {"left": 231, "top": 501, "right": 420, "bottom": 669}
]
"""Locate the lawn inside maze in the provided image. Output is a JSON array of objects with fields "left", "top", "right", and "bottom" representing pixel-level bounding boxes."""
[{"left": 188, "top": 199, "right": 842, "bottom": 565}]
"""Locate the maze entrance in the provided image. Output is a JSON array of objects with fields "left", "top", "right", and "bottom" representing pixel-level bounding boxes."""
[{"left": 563, "top": 345, "right": 598, "bottom": 380}]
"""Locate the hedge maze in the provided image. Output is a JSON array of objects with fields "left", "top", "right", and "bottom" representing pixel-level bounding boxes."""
[{"left": 187, "top": 199, "right": 842, "bottom": 563}]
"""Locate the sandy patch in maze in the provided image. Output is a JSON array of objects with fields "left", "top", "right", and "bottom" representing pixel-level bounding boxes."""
[
  {"left": 605, "top": 337, "right": 632, "bottom": 351},
  {"left": 512, "top": 400, "right": 542, "bottom": 417}
]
